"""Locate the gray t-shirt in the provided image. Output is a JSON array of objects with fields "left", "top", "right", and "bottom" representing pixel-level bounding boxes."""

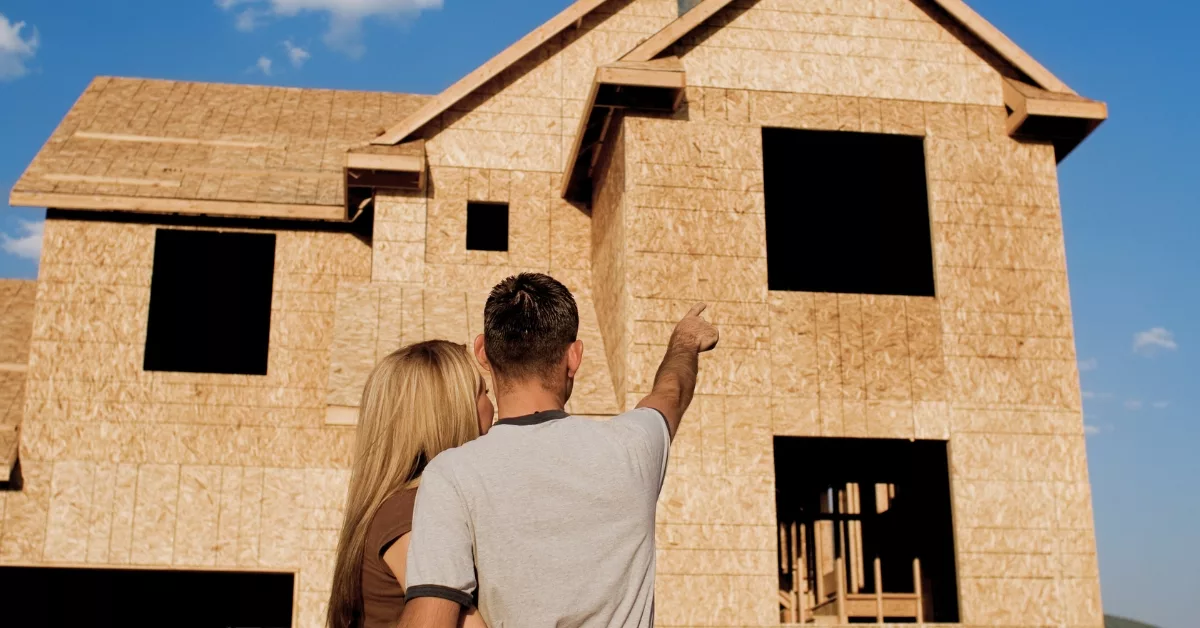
[{"left": 405, "top": 407, "right": 670, "bottom": 628}]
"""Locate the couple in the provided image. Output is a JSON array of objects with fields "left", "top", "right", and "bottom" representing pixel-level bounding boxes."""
[{"left": 328, "top": 272, "right": 719, "bottom": 628}]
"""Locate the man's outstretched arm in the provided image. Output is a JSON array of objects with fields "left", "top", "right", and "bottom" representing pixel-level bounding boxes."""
[{"left": 637, "top": 303, "right": 719, "bottom": 439}]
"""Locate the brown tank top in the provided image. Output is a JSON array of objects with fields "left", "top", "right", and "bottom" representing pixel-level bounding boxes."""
[{"left": 360, "top": 488, "right": 418, "bottom": 628}]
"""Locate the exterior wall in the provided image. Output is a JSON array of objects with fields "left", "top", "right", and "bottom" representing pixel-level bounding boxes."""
[
  {"left": 584, "top": 0, "right": 1100, "bottom": 620},
  {"left": 0, "top": 219, "right": 369, "bottom": 627},
  {"left": 592, "top": 121, "right": 633, "bottom": 410}
]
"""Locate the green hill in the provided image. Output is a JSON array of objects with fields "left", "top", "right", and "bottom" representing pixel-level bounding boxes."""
[{"left": 1105, "top": 615, "right": 1160, "bottom": 628}]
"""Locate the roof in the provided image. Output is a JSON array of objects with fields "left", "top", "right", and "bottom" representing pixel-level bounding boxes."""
[
  {"left": 0, "top": 280, "right": 35, "bottom": 483},
  {"left": 10, "top": 77, "right": 429, "bottom": 220},
  {"left": 374, "top": 0, "right": 1079, "bottom": 145}
]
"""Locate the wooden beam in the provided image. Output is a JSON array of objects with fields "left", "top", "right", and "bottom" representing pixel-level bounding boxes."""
[
  {"left": 345, "top": 152, "right": 424, "bottom": 173},
  {"left": 1003, "top": 78, "right": 1107, "bottom": 160},
  {"left": 8, "top": 191, "right": 347, "bottom": 222},
  {"left": 373, "top": 0, "right": 614, "bottom": 145},
  {"left": 931, "top": 0, "right": 1074, "bottom": 94},
  {"left": 595, "top": 65, "right": 686, "bottom": 90},
  {"left": 622, "top": 0, "right": 736, "bottom": 62}
]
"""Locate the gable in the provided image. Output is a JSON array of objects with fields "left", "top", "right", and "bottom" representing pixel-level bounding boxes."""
[
  {"left": 669, "top": 0, "right": 1026, "bottom": 106},
  {"left": 374, "top": 0, "right": 680, "bottom": 148},
  {"left": 414, "top": 0, "right": 681, "bottom": 172}
]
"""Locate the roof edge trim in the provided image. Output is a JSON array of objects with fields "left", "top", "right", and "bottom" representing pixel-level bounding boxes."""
[{"left": 10, "top": 191, "right": 347, "bottom": 222}]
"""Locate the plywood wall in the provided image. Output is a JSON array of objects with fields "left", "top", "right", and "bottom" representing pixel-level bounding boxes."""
[
  {"left": 611, "top": 90, "right": 1097, "bottom": 628},
  {"left": 0, "top": 220, "right": 369, "bottom": 628}
]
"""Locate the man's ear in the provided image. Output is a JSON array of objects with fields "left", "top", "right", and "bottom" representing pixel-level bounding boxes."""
[
  {"left": 473, "top": 335, "right": 492, "bottom": 374},
  {"left": 566, "top": 339, "right": 584, "bottom": 378}
]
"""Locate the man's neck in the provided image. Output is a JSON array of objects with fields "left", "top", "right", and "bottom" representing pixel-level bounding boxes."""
[{"left": 495, "top": 382, "right": 566, "bottom": 420}]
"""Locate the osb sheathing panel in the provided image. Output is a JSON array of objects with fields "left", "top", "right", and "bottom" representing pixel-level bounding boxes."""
[
  {"left": 0, "top": 280, "right": 36, "bottom": 365},
  {"left": 675, "top": 0, "right": 1008, "bottom": 106},
  {"left": 592, "top": 121, "right": 632, "bottom": 411},
  {"left": 366, "top": 175, "right": 621, "bottom": 418},
  {"left": 12, "top": 78, "right": 429, "bottom": 209}
]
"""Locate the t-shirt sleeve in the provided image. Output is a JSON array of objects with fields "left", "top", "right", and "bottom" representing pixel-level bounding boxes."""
[
  {"left": 371, "top": 489, "right": 417, "bottom": 559},
  {"left": 404, "top": 459, "right": 477, "bottom": 608},
  {"left": 610, "top": 406, "right": 672, "bottom": 492}
]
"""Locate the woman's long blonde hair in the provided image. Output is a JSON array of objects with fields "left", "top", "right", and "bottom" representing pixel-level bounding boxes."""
[{"left": 328, "top": 340, "right": 483, "bottom": 628}]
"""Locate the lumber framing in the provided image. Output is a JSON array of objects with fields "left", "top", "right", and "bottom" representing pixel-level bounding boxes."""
[
  {"left": 344, "top": 140, "right": 427, "bottom": 215},
  {"left": 1003, "top": 78, "right": 1107, "bottom": 162},
  {"left": 372, "top": 0, "right": 613, "bottom": 146},
  {"left": 560, "top": 58, "right": 686, "bottom": 203},
  {"left": 8, "top": 192, "right": 348, "bottom": 222}
]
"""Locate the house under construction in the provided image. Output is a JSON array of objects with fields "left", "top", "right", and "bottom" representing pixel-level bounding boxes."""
[{"left": 2, "top": 0, "right": 1105, "bottom": 625}]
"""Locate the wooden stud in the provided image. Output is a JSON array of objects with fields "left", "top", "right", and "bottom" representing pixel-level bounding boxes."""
[
  {"left": 914, "top": 558, "right": 925, "bottom": 624},
  {"left": 874, "top": 557, "right": 884, "bottom": 624},
  {"left": 836, "top": 557, "right": 848, "bottom": 625}
]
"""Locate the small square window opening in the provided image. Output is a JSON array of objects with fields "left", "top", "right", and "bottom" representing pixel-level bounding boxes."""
[
  {"left": 144, "top": 229, "right": 276, "bottom": 376},
  {"left": 466, "top": 202, "right": 510, "bottom": 252}
]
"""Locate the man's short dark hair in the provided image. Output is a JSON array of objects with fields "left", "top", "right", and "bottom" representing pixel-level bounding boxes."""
[{"left": 484, "top": 273, "right": 579, "bottom": 381}]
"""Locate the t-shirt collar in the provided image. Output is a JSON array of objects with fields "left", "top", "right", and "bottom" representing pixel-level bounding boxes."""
[{"left": 495, "top": 409, "right": 570, "bottom": 427}]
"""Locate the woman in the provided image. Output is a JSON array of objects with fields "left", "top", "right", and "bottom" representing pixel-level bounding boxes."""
[{"left": 328, "top": 341, "right": 493, "bottom": 628}]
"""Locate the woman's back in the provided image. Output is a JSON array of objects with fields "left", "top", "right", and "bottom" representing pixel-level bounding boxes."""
[{"left": 359, "top": 489, "right": 418, "bottom": 628}]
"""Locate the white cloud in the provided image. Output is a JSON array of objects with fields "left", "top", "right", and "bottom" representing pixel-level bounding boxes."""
[
  {"left": 235, "top": 9, "right": 263, "bottom": 31},
  {"left": 1, "top": 220, "right": 45, "bottom": 261},
  {"left": 1124, "top": 399, "right": 1143, "bottom": 411},
  {"left": 217, "top": 0, "right": 442, "bottom": 56},
  {"left": 1082, "top": 391, "right": 1095, "bottom": 400},
  {"left": 1134, "top": 327, "right": 1178, "bottom": 355},
  {"left": 283, "top": 40, "right": 310, "bottom": 67},
  {"left": 1078, "top": 358, "right": 1098, "bottom": 372},
  {"left": 1084, "top": 424, "right": 1102, "bottom": 437},
  {"left": 255, "top": 56, "right": 273, "bottom": 75},
  {"left": 1153, "top": 401, "right": 1170, "bottom": 410},
  {"left": 0, "top": 14, "right": 39, "bottom": 81}
]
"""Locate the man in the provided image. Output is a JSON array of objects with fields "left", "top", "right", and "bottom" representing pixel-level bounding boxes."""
[{"left": 399, "top": 272, "right": 718, "bottom": 628}]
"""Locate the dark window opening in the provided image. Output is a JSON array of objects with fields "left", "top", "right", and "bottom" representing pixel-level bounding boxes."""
[
  {"left": 678, "top": 0, "right": 703, "bottom": 15},
  {"left": 144, "top": 229, "right": 276, "bottom": 376},
  {"left": 466, "top": 202, "right": 509, "bottom": 252},
  {"left": 762, "top": 128, "right": 936, "bottom": 297},
  {"left": 0, "top": 567, "right": 294, "bottom": 628},
  {"left": 775, "top": 437, "right": 959, "bottom": 624}
]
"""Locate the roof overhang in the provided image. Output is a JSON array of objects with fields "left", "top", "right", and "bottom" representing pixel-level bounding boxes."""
[
  {"left": 1003, "top": 79, "right": 1107, "bottom": 162},
  {"left": 373, "top": 0, "right": 1098, "bottom": 147},
  {"left": 345, "top": 140, "right": 427, "bottom": 217},
  {"left": 8, "top": 191, "right": 348, "bottom": 222},
  {"left": 561, "top": 57, "right": 687, "bottom": 203}
]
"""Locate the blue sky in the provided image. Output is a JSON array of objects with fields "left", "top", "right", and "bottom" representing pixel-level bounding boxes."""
[{"left": 0, "top": 1, "right": 1196, "bottom": 626}]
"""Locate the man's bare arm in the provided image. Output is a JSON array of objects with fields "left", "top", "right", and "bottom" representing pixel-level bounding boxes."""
[
  {"left": 396, "top": 597, "right": 461, "bottom": 628},
  {"left": 637, "top": 303, "right": 719, "bottom": 439}
]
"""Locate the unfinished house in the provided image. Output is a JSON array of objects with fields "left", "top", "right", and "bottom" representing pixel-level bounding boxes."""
[{"left": 3, "top": 0, "right": 1106, "bottom": 625}]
